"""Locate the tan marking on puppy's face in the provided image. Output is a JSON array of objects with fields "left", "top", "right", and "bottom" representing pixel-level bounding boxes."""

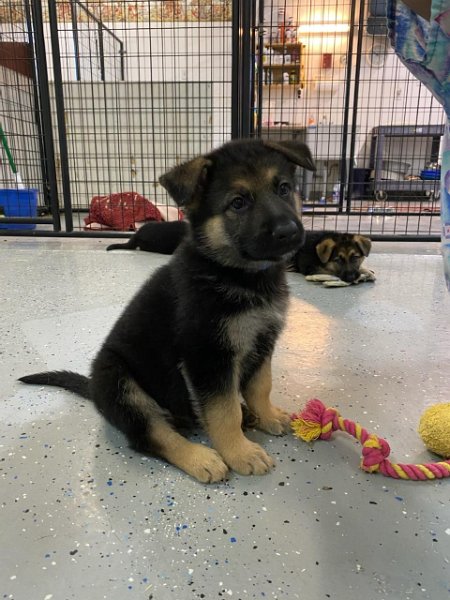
[
  {"left": 232, "top": 166, "right": 278, "bottom": 194},
  {"left": 317, "top": 238, "right": 367, "bottom": 283},
  {"left": 201, "top": 214, "right": 231, "bottom": 250},
  {"left": 199, "top": 214, "right": 249, "bottom": 268}
]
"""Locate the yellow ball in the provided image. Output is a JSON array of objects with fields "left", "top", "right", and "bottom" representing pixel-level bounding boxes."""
[{"left": 418, "top": 404, "right": 450, "bottom": 459}]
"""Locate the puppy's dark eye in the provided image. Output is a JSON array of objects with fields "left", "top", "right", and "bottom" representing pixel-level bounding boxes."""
[
  {"left": 334, "top": 256, "right": 343, "bottom": 264},
  {"left": 350, "top": 254, "right": 361, "bottom": 262},
  {"left": 230, "top": 196, "right": 250, "bottom": 211},
  {"left": 278, "top": 182, "right": 291, "bottom": 197}
]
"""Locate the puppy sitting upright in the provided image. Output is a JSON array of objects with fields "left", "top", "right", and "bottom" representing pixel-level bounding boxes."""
[{"left": 19, "top": 139, "right": 315, "bottom": 483}]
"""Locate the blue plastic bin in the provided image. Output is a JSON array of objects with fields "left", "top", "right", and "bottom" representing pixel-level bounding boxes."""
[{"left": 0, "top": 188, "right": 38, "bottom": 230}]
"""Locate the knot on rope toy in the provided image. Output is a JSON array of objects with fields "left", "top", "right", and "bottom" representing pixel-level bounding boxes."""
[
  {"left": 291, "top": 398, "right": 450, "bottom": 481},
  {"left": 290, "top": 398, "right": 339, "bottom": 442},
  {"left": 361, "top": 435, "right": 391, "bottom": 473}
]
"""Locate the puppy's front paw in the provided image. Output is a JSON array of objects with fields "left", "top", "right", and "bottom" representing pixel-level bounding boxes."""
[
  {"left": 323, "top": 279, "right": 350, "bottom": 288},
  {"left": 221, "top": 440, "right": 275, "bottom": 476},
  {"left": 356, "top": 268, "right": 376, "bottom": 283},
  {"left": 306, "top": 274, "right": 340, "bottom": 283},
  {"left": 257, "top": 406, "right": 291, "bottom": 435}
]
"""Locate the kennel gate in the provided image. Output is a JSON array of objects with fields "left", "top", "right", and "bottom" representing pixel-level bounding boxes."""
[
  {"left": 0, "top": 0, "right": 446, "bottom": 240},
  {"left": 252, "top": 0, "right": 446, "bottom": 241}
]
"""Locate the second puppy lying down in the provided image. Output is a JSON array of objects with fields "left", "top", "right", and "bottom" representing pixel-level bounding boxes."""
[
  {"left": 106, "top": 220, "right": 187, "bottom": 254},
  {"left": 107, "top": 222, "right": 375, "bottom": 286},
  {"left": 293, "top": 230, "right": 375, "bottom": 287}
]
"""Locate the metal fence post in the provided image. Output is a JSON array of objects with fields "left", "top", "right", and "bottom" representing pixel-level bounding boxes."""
[
  {"left": 47, "top": 0, "right": 74, "bottom": 231},
  {"left": 29, "top": 0, "right": 61, "bottom": 230}
]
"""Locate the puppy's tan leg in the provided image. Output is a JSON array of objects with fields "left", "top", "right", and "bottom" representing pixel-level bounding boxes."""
[
  {"left": 151, "top": 417, "right": 229, "bottom": 484},
  {"left": 126, "top": 379, "right": 228, "bottom": 483},
  {"left": 204, "top": 395, "right": 274, "bottom": 476},
  {"left": 242, "top": 358, "right": 291, "bottom": 435}
]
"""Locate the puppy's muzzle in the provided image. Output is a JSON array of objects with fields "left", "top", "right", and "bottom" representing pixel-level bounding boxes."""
[
  {"left": 342, "top": 270, "right": 360, "bottom": 283},
  {"left": 271, "top": 220, "right": 300, "bottom": 243},
  {"left": 257, "top": 218, "right": 304, "bottom": 260}
]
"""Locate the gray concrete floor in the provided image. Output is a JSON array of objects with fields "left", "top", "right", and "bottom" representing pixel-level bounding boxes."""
[{"left": 1, "top": 236, "right": 449, "bottom": 600}]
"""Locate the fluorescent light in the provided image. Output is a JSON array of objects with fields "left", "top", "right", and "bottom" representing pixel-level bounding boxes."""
[{"left": 297, "top": 23, "right": 350, "bottom": 34}]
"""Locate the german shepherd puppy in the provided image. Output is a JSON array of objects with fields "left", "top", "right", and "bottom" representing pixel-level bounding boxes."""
[
  {"left": 106, "top": 220, "right": 188, "bottom": 254},
  {"left": 293, "top": 231, "right": 374, "bottom": 284},
  {"left": 19, "top": 139, "right": 315, "bottom": 483},
  {"left": 107, "top": 222, "right": 373, "bottom": 285}
]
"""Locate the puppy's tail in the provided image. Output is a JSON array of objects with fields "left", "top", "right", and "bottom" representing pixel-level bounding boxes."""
[
  {"left": 106, "top": 238, "right": 137, "bottom": 251},
  {"left": 19, "top": 370, "right": 90, "bottom": 400}
]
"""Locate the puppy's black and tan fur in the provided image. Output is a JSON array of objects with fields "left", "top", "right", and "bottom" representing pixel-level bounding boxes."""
[
  {"left": 106, "top": 220, "right": 188, "bottom": 254},
  {"left": 293, "top": 231, "right": 372, "bottom": 284},
  {"left": 19, "top": 139, "right": 315, "bottom": 483}
]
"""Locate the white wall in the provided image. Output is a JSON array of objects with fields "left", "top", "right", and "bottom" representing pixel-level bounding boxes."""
[
  {"left": 41, "top": 20, "right": 233, "bottom": 207},
  {"left": 49, "top": 80, "right": 215, "bottom": 208}
]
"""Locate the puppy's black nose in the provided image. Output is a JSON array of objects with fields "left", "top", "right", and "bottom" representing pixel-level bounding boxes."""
[
  {"left": 343, "top": 272, "right": 358, "bottom": 283},
  {"left": 271, "top": 220, "right": 299, "bottom": 241}
]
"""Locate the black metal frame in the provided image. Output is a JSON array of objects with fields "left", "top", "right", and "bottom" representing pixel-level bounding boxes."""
[
  {"left": 1, "top": 0, "right": 127, "bottom": 233},
  {"left": 28, "top": 0, "right": 61, "bottom": 230},
  {"left": 345, "top": 0, "right": 366, "bottom": 214},
  {"left": 70, "top": 1, "right": 125, "bottom": 83},
  {"left": 251, "top": 0, "right": 443, "bottom": 241},
  {"left": 232, "top": 0, "right": 255, "bottom": 138},
  {"left": 0, "top": 0, "right": 442, "bottom": 241},
  {"left": 47, "top": 0, "right": 73, "bottom": 231}
]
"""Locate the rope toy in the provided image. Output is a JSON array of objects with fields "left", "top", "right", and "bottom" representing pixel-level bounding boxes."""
[{"left": 291, "top": 399, "right": 450, "bottom": 481}]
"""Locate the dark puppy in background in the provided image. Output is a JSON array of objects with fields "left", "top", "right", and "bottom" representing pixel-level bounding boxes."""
[
  {"left": 294, "top": 231, "right": 375, "bottom": 286},
  {"left": 107, "top": 221, "right": 374, "bottom": 286},
  {"left": 106, "top": 220, "right": 188, "bottom": 254},
  {"left": 20, "top": 139, "right": 315, "bottom": 483}
]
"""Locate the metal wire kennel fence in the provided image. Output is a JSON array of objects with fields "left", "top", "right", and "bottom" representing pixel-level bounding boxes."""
[
  {"left": 0, "top": 0, "right": 234, "bottom": 235},
  {"left": 254, "top": 0, "right": 446, "bottom": 240},
  {"left": 0, "top": 0, "right": 446, "bottom": 240}
]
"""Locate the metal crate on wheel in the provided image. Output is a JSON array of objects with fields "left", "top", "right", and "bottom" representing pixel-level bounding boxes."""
[{"left": 368, "top": 125, "right": 444, "bottom": 202}]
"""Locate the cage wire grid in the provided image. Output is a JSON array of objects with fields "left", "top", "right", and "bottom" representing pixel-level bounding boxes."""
[
  {"left": 49, "top": 0, "right": 233, "bottom": 232},
  {"left": 0, "top": 1, "right": 47, "bottom": 231},
  {"left": 0, "top": 0, "right": 445, "bottom": 238},
  {"left": 256, "top": 0, "right": 445, "bottom": 239}
]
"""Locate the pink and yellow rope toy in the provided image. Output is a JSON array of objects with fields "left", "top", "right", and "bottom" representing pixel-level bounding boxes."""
[{"left": 291, "top": 399, "right": 450, "bottom": 481}]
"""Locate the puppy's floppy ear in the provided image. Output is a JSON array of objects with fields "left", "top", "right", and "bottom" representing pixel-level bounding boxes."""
[
  {"left": 159, "top": 156, "right": 212, "bottom": 207},
  {"left": 316, "top": 238, "right": 336, "bottom": 264},
  {"left": 263, "top": 140, "right": 316, "bottom": 172},
  {"left": 354, "top": 235, "right": 372, "bottom": 257}
]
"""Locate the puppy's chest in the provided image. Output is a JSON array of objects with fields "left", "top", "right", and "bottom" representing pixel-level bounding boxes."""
[{"left": 222, "top": 298, "right": 286, "bottom": 357}]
